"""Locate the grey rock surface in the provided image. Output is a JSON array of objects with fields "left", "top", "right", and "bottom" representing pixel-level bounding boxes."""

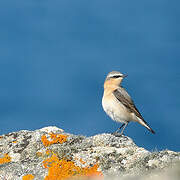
[{"left": 0, "top": 126, "right": 179, "bottom": 180}]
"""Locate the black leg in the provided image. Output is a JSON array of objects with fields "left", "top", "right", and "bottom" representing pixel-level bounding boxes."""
[
  {"left": 112, "top": 122, "right": 129, "bottom": 136},
  {"left": 115, "top": 123, "right": 125, "bottom": 133},
  {"left": 112, "top": 123, "right": 125, "bottom": 136},
  {"left": 119, "top": 122, "right": 129, "bottom": 135}
]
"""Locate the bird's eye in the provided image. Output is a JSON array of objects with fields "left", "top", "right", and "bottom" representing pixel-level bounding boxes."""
[{"left": 112, "top": 75, "right": 121, "bottom": 78}]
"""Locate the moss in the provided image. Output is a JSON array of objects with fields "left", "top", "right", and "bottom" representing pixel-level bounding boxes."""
[
  {"left": 43, "top": 153, "right": 103, "bottom": 180},
  {"left": 56, "top": 146, "right": 73, "bottom": 160},
  {"left": 126, "top": 149, "right": 134, "bottom": 155}
]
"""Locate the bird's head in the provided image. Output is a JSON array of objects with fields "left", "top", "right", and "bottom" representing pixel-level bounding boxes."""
[{"left": 104, "top": 71, "right": 127, "bottom": 88}]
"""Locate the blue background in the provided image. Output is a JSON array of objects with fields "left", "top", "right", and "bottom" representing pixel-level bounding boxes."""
[{"left": 0, "top": 1, "right": 179, "bottom": 151}]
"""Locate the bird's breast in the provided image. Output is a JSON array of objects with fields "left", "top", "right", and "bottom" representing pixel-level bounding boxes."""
[{"left": 102, "top": 92, "right": 132, "bottom": 123}]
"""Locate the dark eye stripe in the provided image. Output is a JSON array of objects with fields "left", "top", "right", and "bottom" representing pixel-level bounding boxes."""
[{"left": 112, "top": 75, "right": 121, "bottom": 78}]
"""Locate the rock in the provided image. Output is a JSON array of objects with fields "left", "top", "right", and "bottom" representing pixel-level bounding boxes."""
[{"left": 0, "top": 126, "right": 179, "bottom": 180}]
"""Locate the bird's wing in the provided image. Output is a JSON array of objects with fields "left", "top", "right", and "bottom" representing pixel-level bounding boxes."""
[{"left": 113, "top": 87, "right": 144, "bottom": 121}]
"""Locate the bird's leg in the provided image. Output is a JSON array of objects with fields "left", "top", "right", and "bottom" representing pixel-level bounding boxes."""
[
  {"left": 112, "top": 123, "right": 125, "bottom": 136},
  {"left": 115, "top": 123, "right": 125, "bottom": 133},
  {"left": 119, "top": 122, "right": 129, "bottom": 136}
]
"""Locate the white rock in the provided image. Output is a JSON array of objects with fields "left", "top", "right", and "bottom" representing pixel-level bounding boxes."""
[
  {"left": 38, "top": 126, "right": 64, "bottom": 133},
  {"left": 148, "top": 159, "right": 159, "bottom": 167},
  {"left": 9, "top": 152, "right": 21, "bottom": 162}
]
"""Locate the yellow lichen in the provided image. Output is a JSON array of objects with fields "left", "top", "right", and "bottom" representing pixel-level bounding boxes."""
[
  {"left": 36, "top": 152, "right": 43, "bottom": 157},
  {"left": 46, "top": 149, "right": 51, "bottom": 156},
  {"left": 41, "top": 133, "right": 68, "bottom": 147},
  {"left": 43, "top": 153, "right": 103, "bottom": 180},
  {"left": 79, "top": 158, "right": 86, "bottom": 165},
  {"left": 0, "top": 153, "right": 11, "bottom": 164},
  {"left": 22, "top": 174, "right": 34, "bottom": 180}
]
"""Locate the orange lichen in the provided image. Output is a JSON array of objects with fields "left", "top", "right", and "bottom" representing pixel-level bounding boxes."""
[
  {"left": 43, "top": 153, "right": 103, "bottom": 180},
  {"left": 0, "top": 153, "right": 11, "bottom": 164},
  {"left": 12, "top": 140, "right": 17, "bottom": 143},
  {"left": 46, "top": 149, "right": 51, "bottom": 156},
  {"left": 41, "top": 133, "right": 68, "bottom": 147},
  {"left": 79, "top": 158, "right": 86, "bottom": 165},
  {"left": 22, "top": 174, "right": 34, "bottom": 180}
]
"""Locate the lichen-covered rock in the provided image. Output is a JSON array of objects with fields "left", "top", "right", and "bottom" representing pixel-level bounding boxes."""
[{"left": 0, "top": 126, "right": 179, "bottom": 180}]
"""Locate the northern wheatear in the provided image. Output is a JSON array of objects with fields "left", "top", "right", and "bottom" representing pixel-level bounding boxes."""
[{"left": 102, "top": 71, "right": 155, "bottom": 135}]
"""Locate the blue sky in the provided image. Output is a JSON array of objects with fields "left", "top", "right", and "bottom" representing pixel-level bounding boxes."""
[{"left": 0, "top": 1, "right": 179, "bottom": 151}]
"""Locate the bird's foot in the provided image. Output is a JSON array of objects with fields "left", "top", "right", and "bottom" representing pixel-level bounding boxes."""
[{"left": 111, "top": 132, "right": 123, "bottom": 137}]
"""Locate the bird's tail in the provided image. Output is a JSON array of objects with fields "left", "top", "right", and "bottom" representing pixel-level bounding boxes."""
[{"left": 137, "top": 118, "right": 155, "bottom": 134}]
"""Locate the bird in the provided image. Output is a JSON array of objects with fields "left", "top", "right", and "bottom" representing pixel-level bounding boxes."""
[{"left": 102, "top": 71, "right": 155, "bottom": 135}]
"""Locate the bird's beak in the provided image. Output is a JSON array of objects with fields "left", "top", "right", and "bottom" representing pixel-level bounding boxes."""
[{"left": 123, "top": 74, "right": 128, "bottom": 78}]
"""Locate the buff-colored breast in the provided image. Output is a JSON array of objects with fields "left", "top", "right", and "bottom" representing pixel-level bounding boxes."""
[{"left": 102, "top": 89, "right": 133, "bottom": 123}]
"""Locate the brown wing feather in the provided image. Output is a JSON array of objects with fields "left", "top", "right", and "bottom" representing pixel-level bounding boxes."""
[
  {"left": 113, "top": 88, "right": 155, "bottom": 134},
  {"left": 113, "top": 88, "right": 144, "bottom": 120}
]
